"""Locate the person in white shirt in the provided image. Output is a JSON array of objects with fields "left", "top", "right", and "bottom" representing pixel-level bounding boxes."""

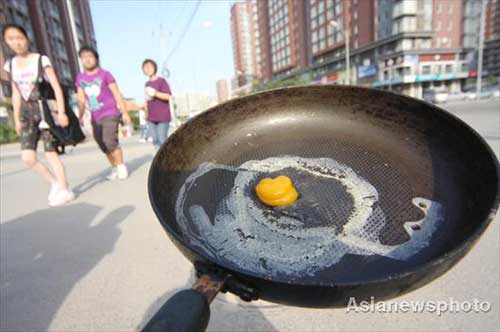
[{"left": 2, "top": 24, "right": 74, "bottom": 206}]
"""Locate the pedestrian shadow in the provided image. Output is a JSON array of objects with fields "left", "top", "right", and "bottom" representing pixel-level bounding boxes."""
[
  {"left": 137, "top": 269, "right": 277, "bottom": 332},
  {"left": 0, "top": 203, "right": 133, "bottom": 332},
  {"left": 73, "top": 154, "right": 152, "bottom": 195}
]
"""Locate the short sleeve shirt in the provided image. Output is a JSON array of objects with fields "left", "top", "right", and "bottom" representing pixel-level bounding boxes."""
[
  {"left": 75, "top": 68, "right": 120, "bottom": 121},
  {"left": 145, "top": 77, "right": 171, "bottom": 123},
  {"left": 3, "top": 54, "right": 51, "bottom": 101}
]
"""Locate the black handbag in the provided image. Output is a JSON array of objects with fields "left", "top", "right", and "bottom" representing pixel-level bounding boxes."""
[{"left": 36, "top": 55, "right": 85, "bottom": 153}]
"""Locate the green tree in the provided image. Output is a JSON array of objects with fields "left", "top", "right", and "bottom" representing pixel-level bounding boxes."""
[
  {"left": 252, "top": 76, "right": 310, "bottom": 93},
  {"left": 487, "top": 74, "right": 498, "bottom": 86}
]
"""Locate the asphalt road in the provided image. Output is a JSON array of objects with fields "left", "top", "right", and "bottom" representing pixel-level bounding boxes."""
[{"left": 0, "top": 99, "right": 499, "bottom": 332}]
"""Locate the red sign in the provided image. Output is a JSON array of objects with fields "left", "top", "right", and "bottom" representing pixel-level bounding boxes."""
[{"left": 327, "top": 73, "right": 338, "bottom": 81}]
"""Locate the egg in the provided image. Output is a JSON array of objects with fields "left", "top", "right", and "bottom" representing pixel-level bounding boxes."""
[
  {"left": 255, "top": 175, "right": 299, "bottom": 207},
  {"left": 176, "top": 156, "right": 443, "bottom": 278}
]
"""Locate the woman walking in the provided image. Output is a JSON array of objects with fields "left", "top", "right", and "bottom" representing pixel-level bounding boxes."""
[
  {"left": 2, "top": 24, "right": 74, "bottom": 206},
  {"left": 142, "top": 59, "right": 172, "bottom": 151}
]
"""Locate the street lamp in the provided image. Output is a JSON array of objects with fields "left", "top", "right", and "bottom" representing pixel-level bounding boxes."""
[{"left": 330, "top": 20, "right": 350, "bottom": 85}]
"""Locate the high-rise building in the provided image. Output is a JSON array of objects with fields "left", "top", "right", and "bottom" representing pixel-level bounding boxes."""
[
  {"left": 231, "top": 1, "right": 260, "bottom": 89},
  {"left": 484, "top": 0, "right": 500, "bottom": 79},
  {"left": 306, "top": 0, "right": 469, "bottom": 97},
  {"left": 0, "top": 0, "right": 97, "bottom": 99},
  {"left": 216, "top": 79, "right": 229, "bottom": 103},
  {"left": 310, "top": 0, "right": 375, "bottom": 60},
  {"left": 256, "top": 0, "right": 376, "bottom": 84},
  {"left": 256, "top": 0, "right": 308, "bottom": 81},
  {"left": 234, "top": 0, "right": 499, "bottom": 98},
  {"left": 462, "top": 0, "right": 483, "bottom": 49},
  {"left": 371, "top": 0, "right": 466, "bottom": 97},
  {"left": 257, "top": 0, "right": 272, "bottom": 81}
]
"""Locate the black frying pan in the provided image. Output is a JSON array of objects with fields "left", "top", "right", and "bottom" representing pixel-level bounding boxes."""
[{"left": 144, "top": 86, "right": 500, "bottom": 331}]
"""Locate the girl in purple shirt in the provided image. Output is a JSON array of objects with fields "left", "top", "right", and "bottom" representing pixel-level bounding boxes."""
[
  {"left": 76, "top": 47, "right": 132, "bottom": 180},
  {"left": 142, "top": 59, "right": 172, "bottom": 151}
]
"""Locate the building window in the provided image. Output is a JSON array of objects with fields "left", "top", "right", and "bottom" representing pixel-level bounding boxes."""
[
  {"left": 445, "top": 64, "right": 453, "bottom": 73},
  {"left": 311, "top": 5, "right": 317, "bottom": 17},
  {"left": 335, "top": 2, "right": 342, "bottom": 16},
  {"left": 327, "top": 8, "right": 334, "bottom": 20},
  {"left": 422, "top": 65, "right": 431, "bottom": 75},
  {"left": 319, "top": 14, "right": 325, "bottom": 25},
  {"left": 327, "top": 23, "right": 334, "bottom": 36},
  {"left": 318, "top": 0, "right": 324, "bottom": 13}
]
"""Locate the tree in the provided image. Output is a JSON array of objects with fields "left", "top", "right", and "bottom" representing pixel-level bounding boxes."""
[
  {"left": 487, "top": 74, "right": 498, "bottom": 86},
  {"left": 252, "top": 76, "right": 309, "bottom": 93}
]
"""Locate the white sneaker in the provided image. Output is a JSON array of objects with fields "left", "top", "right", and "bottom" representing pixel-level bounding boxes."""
[
  {"left": 49, "top": 189, "right": 75, "bottom": 207},
  {"left": 48, "top": 183, "right": 61, "bottom": 202},
  {"left": 117, "top": 164, "right": 128, "bottom": 180},
  {"left": 106, "top": 167, "right": 118, "bottom": 180}
]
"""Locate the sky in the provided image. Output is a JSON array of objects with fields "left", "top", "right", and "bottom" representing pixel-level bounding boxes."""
[{"left": 90, "top": 0, "right": 235, "bottom": 103}]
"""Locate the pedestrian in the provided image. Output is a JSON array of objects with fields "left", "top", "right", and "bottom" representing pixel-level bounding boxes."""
[
  {"left": 76, "top": 46, "right": 131, "bottom": 180},
  {"left": 2, "top": 24, "right": 75, "bottom": 206},
  {"left": 138, "top": 108, "right": 149, "bottom": 142},
  {"left": 142, "top": 59, "right": 172, "bottom": 151}
]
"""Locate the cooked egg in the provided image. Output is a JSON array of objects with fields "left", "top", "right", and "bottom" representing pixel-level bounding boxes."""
[
  {"left": 176, "top": 156, "right": 443, "bottom": 278},
  {"left": 255, "top": 175, "right": 299, "bottom": 207}
]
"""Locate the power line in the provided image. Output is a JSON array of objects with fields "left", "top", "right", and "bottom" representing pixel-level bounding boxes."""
[
  {"left": 168, "top": 2, "right": 189, "bottom": 37},
  {"left": 166, "top": 0, "right": 202, "bottom": 61}
]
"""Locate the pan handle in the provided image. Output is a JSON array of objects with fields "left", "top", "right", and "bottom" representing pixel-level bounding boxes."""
[{"left": 142, "top": 274, "right": 226, "bottom": 332}]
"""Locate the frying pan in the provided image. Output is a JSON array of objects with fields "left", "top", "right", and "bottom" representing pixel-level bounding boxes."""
[{"left": 144, "top": 86, "right": 500, "bottom": 331}]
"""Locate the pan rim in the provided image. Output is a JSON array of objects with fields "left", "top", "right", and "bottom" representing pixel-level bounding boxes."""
[{"left": 148, "top": 85, "right": 500, "bottom": 288}]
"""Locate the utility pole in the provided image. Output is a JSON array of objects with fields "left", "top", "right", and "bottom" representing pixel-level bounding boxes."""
[
  {"left": 66, "top": 0, "right": 83, "bottom": 72},
  {"left": 476, "top": 0, "right": 487, "bottom": 100}
]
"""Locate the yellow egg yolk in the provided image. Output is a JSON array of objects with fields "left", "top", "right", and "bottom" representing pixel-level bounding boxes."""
[{"left": 255, "top": 175, "right": 299, "bottom": 207}]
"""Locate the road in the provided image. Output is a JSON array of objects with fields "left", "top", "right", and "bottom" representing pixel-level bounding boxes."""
[{"left": 0, "top": 99, "right": 499, "bottom": 332}]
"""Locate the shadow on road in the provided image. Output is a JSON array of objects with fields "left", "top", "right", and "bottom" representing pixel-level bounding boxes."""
[
  {"left": 0, "top": 203, "right": 133, "bottom": 331},
  {"left": 137, "top": 269, "right": 277, "bottom": 332},
  {"left": 73, "top": 154, "right": 152, "bottom": 195}
]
